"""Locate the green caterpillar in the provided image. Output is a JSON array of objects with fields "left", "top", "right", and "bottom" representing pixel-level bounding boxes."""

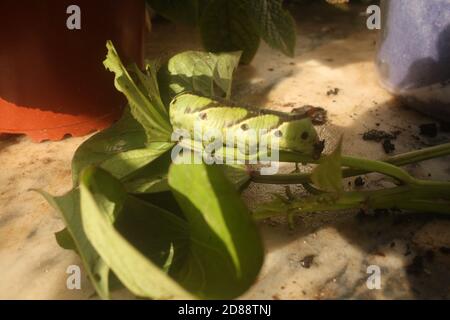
[{"left": 170, "top": 93, "right": 324, "bottom": 159}]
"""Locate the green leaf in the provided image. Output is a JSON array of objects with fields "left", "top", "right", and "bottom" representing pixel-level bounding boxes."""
[
  {"left": 147, "top": 0, "right": 202, "bottom": 25},
  {"left": 134, "top": 192, "right": 186, "bottom": 219},
  {"left": 252, "top": 195, "right": 290, "bottom": 218},
  {"left": 80, "top": 167, "right": 193, "bottom": 300},
  {"left": 55, "top": 228, "right": 77, "bottom": 252},
  {"left": 242, "top": 0, "right": 297, "bottom": 57},
  {"left": 158, "top": 51, "right": 241, "bottom": 105},
  {"left": 168, "top": 160, "right": 264, "bottom": 299},
  {"left": 199, "top": 0, "right": 260, "bottom": 64},
  {"left": 77, "top": 161, "right": 261, "bottom": 299},
  {"left": 39, "top": 189, "right": 111, "bottom": 299},
  {"left": 72, "top": 110, "right": 146, "bottom": 184},
  {"left": 222, "top": 164, "right": 251, "bottom": 191},
  {"left": 104, "top": 41, "right": 172, "bottom": 142},
  {"left": 214, "top": 52, "right": 243, "bottom": 98},
  {"left": 122, "top": 152, "right": 250, "bottom": 195},
  {"left": 121, "top": 149, "right": 173, "bottom": 194},
  {"left": 311, "top": 138, "right": 343, "bottom": 193},
  {"left": 99, "top": 142, "right": 174, "bottom": 181},
  {"left": 72, "top": 109, "right": 172, "bottom": 187}
]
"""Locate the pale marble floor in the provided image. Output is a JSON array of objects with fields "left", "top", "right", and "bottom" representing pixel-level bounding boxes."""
[{"left": 1, "top": 4, "right": 449, "bottom": 299}]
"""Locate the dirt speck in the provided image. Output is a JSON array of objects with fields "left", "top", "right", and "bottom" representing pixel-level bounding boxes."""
[
  {"left": 354, "top": 176, "right": 365, "bottom": 187},
  {"left": 440, "top": 122, "right": 450, "bottom": 133},
  {"left": 419, "top": 123, "right": 438, "bottom": 138},
  {"left": 382, "top": 139, "right": 396, "bottom": 154},
  {"left": 424, "top": 250, "right": 435, "bottom": 262},
  {"left": 300, "top": 255, "right": 316, "bottom": 269},
  {"left": 404, "top": 244, "right": 413, "bottom": 257},
  {"left": 42, "top": 158, "right": 53, "bottom": 165},
  {"left": 326, "top": 88, "right": 340, "bottom": 96},
  {"left": 374, "top": 251, "right": 386, "bottom": 257},
  {"left": 407, "top": 255, "right": 424, "bottom": 276},
  {"left": 362, "top": 129, "right": 395, "bottom": 142}
]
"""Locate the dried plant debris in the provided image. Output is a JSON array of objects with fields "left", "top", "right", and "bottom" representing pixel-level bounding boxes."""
[{"left": 291, "top": 105, "right": 328, "bottom": 125}]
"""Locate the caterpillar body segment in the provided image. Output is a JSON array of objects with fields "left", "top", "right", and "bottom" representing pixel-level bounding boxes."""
[{"left": 170, "top": 93, "right": 322, "bottom": 157}]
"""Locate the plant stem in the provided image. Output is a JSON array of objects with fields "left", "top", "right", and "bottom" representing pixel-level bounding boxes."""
[
  {"left": 341, "top": 156, "right": 414, "bottom": 183},
  {"left": 253, "top": 183, "right": 450, "bottom": 220},
  {"left": 253, "top": 143, "right": 450, "bottom": 185},
  {"left": 386, "top": 143, "right": 450, "bottom": 165}
]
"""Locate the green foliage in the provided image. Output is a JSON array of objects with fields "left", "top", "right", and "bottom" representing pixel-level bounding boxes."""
[
  {"left": 242, "top": 0, "right": 297, "bottom": 57},
  {"left": 71, "top": 109, "right": 147, "bottom": 185},
  {"left": 80, "top": 167, "right": 193, "bottom": 299},
  {"left": 168, "top": 159, "right": 264, "bottom": 299},
  {"left": 43, "top": 43, "right": 262, "bottom": 299},
  {"left": 104, "top": 41, "right": 172, "bottom": 142},
  {"left": 70, "top": 162, "right": 263, "bottom": 299},
  {"left": 40, "top": 189, "right": 112, "bottom": 299},
  {"left": 200, "top": 0, "right": 261, "bottom": 64},
  {"left": 72, "top": 45, "right": 243, "bottom": 191},
  {"left": 147, "top": 0, "right": 297, "bottom": 64},
  {"left": 311, "top": 138, "right": 343, "bottom": 193},
  {"left": 42, "top": 41, "right": 450, "bottom": 301},
  {"left": 158, "top": 50, "right": 241, "bottom": 105}
]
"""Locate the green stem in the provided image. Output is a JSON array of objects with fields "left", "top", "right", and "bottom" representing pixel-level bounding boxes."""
[
  {"left": 251, "top": 157, "right": 414, "bottom": 185},
  {"left": 253, "top": 143, "right": 450, "bottom": 185},
  {"left": 341, "top": 156, "right": 414, "bottom": 184},
  {"left": 253, "top": 184, "right": 450, "bottom": 220},
  {"left": 386, "top": 143, "right": 450, "bottom": 166}
]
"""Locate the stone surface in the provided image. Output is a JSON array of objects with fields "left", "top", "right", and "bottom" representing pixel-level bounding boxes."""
[{"left": 1, "top": 4, "right": 449, "bottom": 300}]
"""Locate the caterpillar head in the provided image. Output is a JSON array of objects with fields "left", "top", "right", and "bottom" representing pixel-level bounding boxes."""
[{"left": 274, "top": 118, "right": 324, "bottom": 159}]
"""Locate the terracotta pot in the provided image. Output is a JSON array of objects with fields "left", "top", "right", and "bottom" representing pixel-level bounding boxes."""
[{"left": 0, "top": 0, "right": 145, "bottom": 142}]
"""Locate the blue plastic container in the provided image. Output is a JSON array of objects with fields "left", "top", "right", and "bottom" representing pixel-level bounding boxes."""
[{"left": 376, "top": 0, "right": 450, "bottom": 121}]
